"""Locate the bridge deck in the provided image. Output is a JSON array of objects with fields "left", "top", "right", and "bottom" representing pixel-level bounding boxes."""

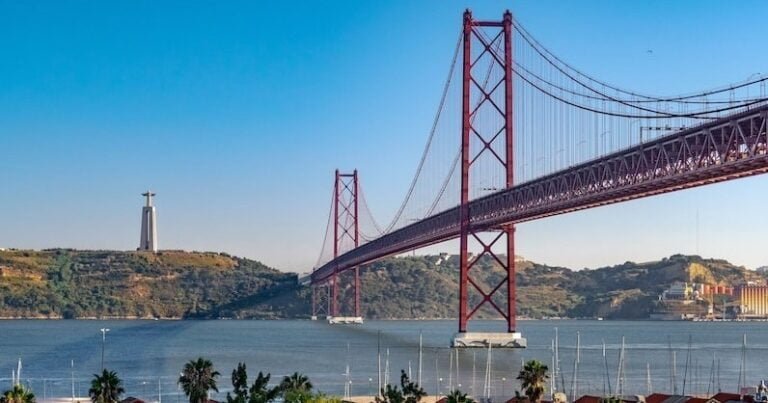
[{"left": 312, "top": 105, "right": 768, "bottom": 283}]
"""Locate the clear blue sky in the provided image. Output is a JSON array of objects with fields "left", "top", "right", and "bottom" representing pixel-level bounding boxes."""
[{"left": 2, "top": 0, "right": 768, "bottom": 272}]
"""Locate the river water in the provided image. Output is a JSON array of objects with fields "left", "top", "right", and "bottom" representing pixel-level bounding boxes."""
[{"left": 1, "top": 319, "right": 766, "bottom": 400}]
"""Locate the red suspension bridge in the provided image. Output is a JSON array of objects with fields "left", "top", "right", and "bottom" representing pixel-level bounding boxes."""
[{"left": 308, "top": 9, "right": 768, "bottom": 347}]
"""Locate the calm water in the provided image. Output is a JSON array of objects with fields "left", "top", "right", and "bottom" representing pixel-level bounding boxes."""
[{"left": 1, "top": 319, "right": 767, "bottom": 399}]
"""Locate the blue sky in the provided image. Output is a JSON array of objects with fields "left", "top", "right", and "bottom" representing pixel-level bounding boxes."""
[{"left": 1, "top": 0, "right": 768, "bottom": 272}]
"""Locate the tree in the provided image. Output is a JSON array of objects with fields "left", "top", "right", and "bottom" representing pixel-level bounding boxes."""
[
  {"left": 279, "top": 372, "right": 313, "bottom": 403},
  {"left": 517, "top": 360, "right": 549, "bottom": 403},
  {"left": 279, "top": 373, "right": 313, "bottom": 395},
  {"left": 224, "top": 363, "right": 279, "bottom": 403},
  {"left": 226, "top": 363, "right": 249, "bottom": 403},
  {"left": 375, "top": 370, "right": 425, "bottom": 403},
  {"left": 1, "top": 385, "right": 36, "bottom": 403},
  {"left": 446, "top": 390, "right": 475, "bottom": 403},
  {"left": 88, "top": 370, "right": 125, "bottom": 403},
  {"left": 376, "top": 384, "right": 404, "bottom": 403},
  {"left": 249, "top": 372, "right": 280, "bottom": 403},
  {"left": 179, "top": 358, "right": 220, "bottom": 403}
]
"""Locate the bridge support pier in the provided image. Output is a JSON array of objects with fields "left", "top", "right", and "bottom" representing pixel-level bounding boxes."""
[
  {"left": 326, "top": 266, "right": 363, "bottom": 324},
  {"left": 454, "top": 9, "right": 525, "bottom": 348},
  {"left": 311, "top": 281, "right": 331, "bottom": 320}
]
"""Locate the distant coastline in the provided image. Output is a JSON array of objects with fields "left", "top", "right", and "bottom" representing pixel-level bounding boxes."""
[{"left": 1, "top": 249, "right": 766, "bottom": 321}]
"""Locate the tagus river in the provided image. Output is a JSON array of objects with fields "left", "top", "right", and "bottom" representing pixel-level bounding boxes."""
[{"left": 2, "top": 320, "right": 768, "bottom": 400}]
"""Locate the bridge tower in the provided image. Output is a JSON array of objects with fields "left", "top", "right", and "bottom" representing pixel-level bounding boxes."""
[
  {"left": 454, "top": 10, "right": 525, "bottom": 348},
  {"left": 312, "top": 170, "right": 362, "bottom": 323}
]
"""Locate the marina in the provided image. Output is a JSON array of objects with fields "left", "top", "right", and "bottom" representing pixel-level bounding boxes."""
[{"left": 2, "top": 320, "right": 768, "bottom": 400}]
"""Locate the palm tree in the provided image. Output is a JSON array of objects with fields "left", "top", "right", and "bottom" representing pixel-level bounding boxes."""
[
  {"left": 517, "top": 360, "right": 549, "bottom": 403},
  {"left": 89, "top": 370, "right": 124, "bottom": 403},
  {"left": 446, "top": 389, "right": 475, "bottom": 403},
  {"left": 1, "top": 385, "right": 36, "bottom": 403},
  {"left": 279, "top": 372, "right": 312, "bottom": 394},
  {"left": 179, "top": 358, "right": 220, "bottom": 403}
]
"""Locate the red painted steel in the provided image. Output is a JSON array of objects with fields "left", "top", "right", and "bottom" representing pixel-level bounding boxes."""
[
  {"left": 314, "top": 170, "right": 362, "bottom": 318},
  {"left": 457, "top": 10, "right": 517, "bottom": 333},
  {"left": 321, "top": 170, "right": 361, "bottom": 318},
  {"left": 458, "top": 9, "right": 472, "bottom": 333},
  {"left": 353, "top": 170, "right": 360, "bottom": 317},
  {"left": 331, "top": 170, "right": 339, "bottom": 317},
  {"left": 502, "top": 10, "right": 516, "bottom": 333},
  {"left": 311, "top": 106, "right": 768, "bottom": 285}
]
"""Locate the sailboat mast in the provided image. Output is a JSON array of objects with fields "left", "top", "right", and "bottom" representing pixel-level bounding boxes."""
[
  {"left": 435, "top": 353, "right": 440, "bottom": 399},
  {"left": 682, "top": 335, "right": 692, "bottom": 396},
  {"left": 71, "top": 359, "right": 75, "bottom": 403},
  {"left": 385, "top": 348, "right": 391, "bottom": 387},
  {"left": 484, "top": 344, "right": 493, "bottom": 399},
  {"left": 418, "top": 331, "right": 423, "bottom": 386},
  {"left": 707, "top": 353, "right": 716, "bottom": 396},
  {"left": 602, "top": 339, "right": 612, "bottom": 396},
  {"left": 473, "top": 350, "right": 477, "bottom": 398},
  {"left": 456, "top": 348, "right": 460, "bottom": 392},
  {"left": 377, "top": 331, "right": 382, "bottom": 397},
  {"left": 673, "top": 351, "right": 677, "bottom": 395},
  {"left": 555, "top": 328, "right": 564, "bottom": 393},
  {"left": 345, "top": 342, "right": 351, "bottom": 399},
  {"left": 552, "top": 339, "right": 557, "bottom": 399},
  {"left": 449, "top": 352, "right": 454, "bottom": 392},
  {"left": 647, "top": 362, "right": 652, "bottom": 396},
  {"left": 571, "top": 332, "right": 580, "bottom": 400},
  {"left": 616, "top": 336, "right": 626, "bottom": 395},
  {"left": 738, "top": 333, "right": 747, "bottom": 393}
]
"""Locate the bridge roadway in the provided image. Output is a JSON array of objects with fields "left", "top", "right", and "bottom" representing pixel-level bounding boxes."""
[{"left": 311, "top": 105, "right": 768, "bottom": 284}]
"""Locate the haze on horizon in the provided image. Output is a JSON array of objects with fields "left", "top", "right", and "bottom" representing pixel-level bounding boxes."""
[{"left": 1, "top": 0, "right": 768, "bottom": 272}]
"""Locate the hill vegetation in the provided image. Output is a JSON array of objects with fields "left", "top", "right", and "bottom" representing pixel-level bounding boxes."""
[
  {"left": 0, "top": 249, "right": 763, "bottom": 319},
  {"left": 0, "top": 249, "right": 301, "bottom": 319}
]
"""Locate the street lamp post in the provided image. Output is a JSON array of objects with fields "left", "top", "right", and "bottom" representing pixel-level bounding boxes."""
[
  {"left": 369, "top": 378, "right": 373, "bottom": 397},
  {"left": 502, "top": 377, "right": 507, "bottom": 398},
  {"left": 100, "top": 328, "right": 110, "bottom": 371}
]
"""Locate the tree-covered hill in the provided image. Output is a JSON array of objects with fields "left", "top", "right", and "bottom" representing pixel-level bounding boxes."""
[
  {"left": 0, "top": 249, "right": 300, "bottom": 319},
  {"left": 0, "top": 249, "right": 763, "bottom": 319}
]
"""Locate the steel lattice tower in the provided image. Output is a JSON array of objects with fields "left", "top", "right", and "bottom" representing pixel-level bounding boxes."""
[{"left": 457, "top": 10, "right": 518, "bottom": 339}]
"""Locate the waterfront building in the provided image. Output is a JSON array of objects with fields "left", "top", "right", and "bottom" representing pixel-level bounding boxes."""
[
  {"left": 662, "top": 282, "right": 693, "bottom": 300},
  {"left": 737, "top": 285, "right": 768, "bottom": 317},
  {"left": 138, "top": 190, "right": 158, "bottom": 252},
  {"left": 701, "top": 284, "right": 735, "bottom": 296}
]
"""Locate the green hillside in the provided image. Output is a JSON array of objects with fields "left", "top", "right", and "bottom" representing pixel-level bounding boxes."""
[
  {"left": 0, "top": 249, "right": 301, "bottom": 319},
  {"left": 0, "top": 249, "right": 763, "bottom": 319}
]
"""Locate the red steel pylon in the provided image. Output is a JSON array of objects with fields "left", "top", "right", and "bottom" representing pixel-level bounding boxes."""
[
  {"left": 329, "top": 170, "right": 360, "bottom": 318},
  {"left": 458, "top": 10, "right": 516, "bottom": 333}
]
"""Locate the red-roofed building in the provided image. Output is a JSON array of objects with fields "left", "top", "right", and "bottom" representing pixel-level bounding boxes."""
[
  {"left": 712, "top": 393, "right": 744, "bottom": 403},
  {"left": 646, "top": 394, "right": 672, "bottom": 403},
  {"left": 573, "top": 395, "right": 601, "bottom": 403}
]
